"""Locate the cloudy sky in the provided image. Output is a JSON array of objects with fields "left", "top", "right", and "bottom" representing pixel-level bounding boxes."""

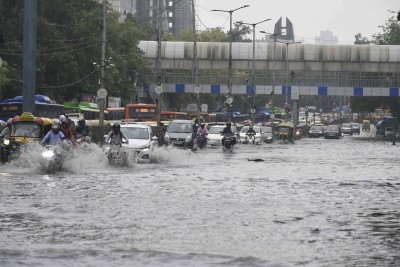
[{"left": 196, "top": 0, "right": 399, "bottom": 44}]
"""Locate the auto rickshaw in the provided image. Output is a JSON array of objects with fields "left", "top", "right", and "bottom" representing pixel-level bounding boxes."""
[
  {"left": 362, "top": 120, "right": 370, "bottom": 132},
  {"left": 275, "top": 122, "right": 295, "bottom": 143},
  {"left": 0, "top": 112, "right": 53, "bottom": 163}
]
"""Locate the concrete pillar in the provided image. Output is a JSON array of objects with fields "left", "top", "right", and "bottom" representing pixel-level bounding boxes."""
[
  {"left": 292, "top": 100, "right": 299, "bottom": 125},
  {"left": 22, "top": 0, "right": 37, "bottom": 114}
]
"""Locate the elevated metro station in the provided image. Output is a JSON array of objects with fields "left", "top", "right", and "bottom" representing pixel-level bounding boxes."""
[{"left": 138, "top": 41, "right": 400, "bottom": 98}]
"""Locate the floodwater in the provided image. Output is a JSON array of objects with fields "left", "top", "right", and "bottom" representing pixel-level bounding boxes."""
[{"left": 1, "top": 131, "right": 400, "bottom": 267}]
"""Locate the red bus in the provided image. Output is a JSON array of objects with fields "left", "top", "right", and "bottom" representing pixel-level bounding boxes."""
[{"left": 124, "top": 104, "right": 157, "bottom": 121}]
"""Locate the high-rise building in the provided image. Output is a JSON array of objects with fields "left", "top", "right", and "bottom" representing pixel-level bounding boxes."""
[
  {"left": 315, "top": 30, "right": 338, "bottom": 44},
  {"left": 120, "top": 0, "right": 195, "bottom": 36}
]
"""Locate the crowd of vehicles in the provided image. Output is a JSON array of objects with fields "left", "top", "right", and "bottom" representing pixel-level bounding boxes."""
[{"left": 1, "top": 95, "right": 398, "bottom": 168}]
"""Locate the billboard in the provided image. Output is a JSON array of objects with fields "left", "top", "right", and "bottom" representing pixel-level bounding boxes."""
[{"left": 108, "top": 96, "right": 121, "bottom": 108}]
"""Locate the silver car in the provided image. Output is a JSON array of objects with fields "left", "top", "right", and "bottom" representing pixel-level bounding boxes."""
[{"left": 120, "top": 122, "right": 157, "bottom": 163}]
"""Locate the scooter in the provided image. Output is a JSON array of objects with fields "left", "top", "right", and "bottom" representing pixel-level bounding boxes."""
[{"left": 40, "top": 145, "right": 65, "bottom": 172}]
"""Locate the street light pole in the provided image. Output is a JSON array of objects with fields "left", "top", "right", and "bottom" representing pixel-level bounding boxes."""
[
  {"left": 238, "top": 19, "right": 270, "bottom": 125},
  {"left": 98, "top": 0, "right": 108, "bottom": 147},
  {"left": 156, "top": 0, "right": 163, "bottom": 127},
  {"left": 192, "top": 0, "right": 200, "bottom": 126},
  {"left": 212, "top": 5, "right": 249, "bottom": 122}
]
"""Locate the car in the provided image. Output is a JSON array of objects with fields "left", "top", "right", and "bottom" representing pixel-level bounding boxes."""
[
  {"left": 164, "top": 120, "right": 196, "bottom": 150},
  {"left": 341, "top": 123, "right": 353, "bottom": 135},
  {"left": 120, "top": 122, "right": 157, "bottom": 163},
  {"left": 324, "top": 125, "right": 341, "bottom": 139},
  {"left": 260, "top": 126, "right": 274, "bottom": 143},
  {"left": 207, "top": 125, "right": 238, "bottom": 146},
  {"left": 350, "top": 122, "right": 360, "bottom": 134},
  {"left": 384, "top": 127, "right": 395, "bottom": 138},
  {"left": 239, "top": 126, "right": 264, "bottom": 144},
  {"left": 308, "top": 125, "right": 324, "bottom": 138}
]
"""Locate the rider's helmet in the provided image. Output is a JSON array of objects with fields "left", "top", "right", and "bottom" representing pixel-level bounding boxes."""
[
  {"left": 78, "top": 119, "right": 85, "bottom": 127},
  {"left": 200, "top": 123, "right": 205, "bottom": 128},
  {"left": 226, "top": 122, "right": 231, "bottom": 128},
  {"left": 112, "top": 123, "right": 120, "bottom": 133},
  {"left": 59, "top": 115, "right": 66, "bottom": 122},
  {"left": 51, "top": 123, "right": 60, "bottom": 133}
]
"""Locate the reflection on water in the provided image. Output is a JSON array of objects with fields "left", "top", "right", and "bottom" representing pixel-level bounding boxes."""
[{"left": 0, "top": 136, "right": 399, "bottom": 266}]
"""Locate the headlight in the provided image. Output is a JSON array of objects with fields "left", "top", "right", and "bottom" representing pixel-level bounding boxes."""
[
  {"left": 3, "top": 139, "right": 10, "bottom": 145},
  {"left": 42, "top": 150, "right": 55, "bottom": 159},
  {"left": 185, "top": 135, "right": 192, "bottom": 143},
  {"left": 267, "top": 136, "right": 273, "bottom": 139}
]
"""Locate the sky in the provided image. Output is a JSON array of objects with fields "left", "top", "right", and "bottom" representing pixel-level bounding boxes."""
[{"left": 196, "top": 0, "right": 399, "bottom": 44}]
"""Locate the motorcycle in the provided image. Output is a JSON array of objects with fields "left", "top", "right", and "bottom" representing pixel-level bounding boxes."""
[
  {"left": 222, "top": 132, "right": 235, "bottom": 152},
  {"left": 40, "top": 145, "right": 65, "bottom": 172},
  {"left": 197, "top": 133, "right": 207, "bottom": 149},
  {"left": 0, "top": 138, "right": 20, "bottom": 164},
  {"left": 75, "top": 134, "right": 91, "bottom": 144},
  {"left": 105, "top": 144, "right": 128, "bottom": 167},
  {"left": 244, "top": 132, "right": 256, "bottom": 144},
  {"left": 294, "top": 128, "right": 302, "bottom": 140}
]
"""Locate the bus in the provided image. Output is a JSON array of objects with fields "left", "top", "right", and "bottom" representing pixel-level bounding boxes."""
[
  {"left": 64, "top": 102, "right": 107, "bottom": 120},
  {"left": 106, "top": 107, "right": 125, "bottom": 122},
  {"left": 124, "top": 103, "right": 157, "bottom": 121},
  {"left": 0, "top": 95, "right": 64, "bottom": 122},
  {"left": 161, "top": 111, "right": 187, "bottom": 121}
]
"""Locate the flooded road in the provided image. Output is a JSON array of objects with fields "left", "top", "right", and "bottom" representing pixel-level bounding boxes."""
[{"left": 1, "top": 133, "right": 400, "bottom": 266}]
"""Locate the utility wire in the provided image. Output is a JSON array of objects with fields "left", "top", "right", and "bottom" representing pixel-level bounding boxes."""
[{"left": 37, "top": 70, "right": 96, "bottom": 89}]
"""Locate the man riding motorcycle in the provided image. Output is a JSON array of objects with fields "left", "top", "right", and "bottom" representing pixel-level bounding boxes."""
[
  {"left": 221, "top": 122, "right": 236, "bottom": 146},
  {"left": 246, "top": 125, "right": 256, "bottom": 136},
  {"left": 0, "top": 118, "right": 12, "bottom": 139},
  {"left": 42, "top": 124, "right": 65, "bottom": 145},
  {"left": 74, "top": 119, "right": 91, "bottom": 139},
  {"left": 106, "top": 123, "right": 129, "bottom": 146},
  {"left": 197, "top": 123, "right": 208, "bottom": 147},
  {"left": 60, "top": 116, "right": 74, "bottom": 141}
]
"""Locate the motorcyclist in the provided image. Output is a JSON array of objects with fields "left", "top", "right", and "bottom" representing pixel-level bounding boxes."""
[
  {"left": 106, "top": 123, "right": 128, "bottom": 146},
  {"left": 0, "top": 118, "right": 12, "bottom": 139},
  {"left": 42, "top": 123, "right": 65, "bottom": 145},
  {"left": 197, "top": 123, "right": 208, "bottom": 146},
  {"left": 221, "top": 122, "right": 236, "bottom": 146},
  {"left": 59, "top": 114, "right": 73, "bottom": 128},
  {"left": 246, "top": 125, "right": 256, "bottom": 136},
  {"left": 74, "top": 119, "right": 91, "bottom": 139},
  {"left": 0, "top": 119, "right": 12, "bottom": 163},
  {"left": 60, "top": 116, "right": 74, "bottom": 141},
  {"left": 197, "top": 123, "right": 209, "bottom": 137}
]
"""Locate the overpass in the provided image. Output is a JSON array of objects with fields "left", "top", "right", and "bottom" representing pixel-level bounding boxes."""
[{"left": 138, "top": 41, "right": 400, "bottom": 98}]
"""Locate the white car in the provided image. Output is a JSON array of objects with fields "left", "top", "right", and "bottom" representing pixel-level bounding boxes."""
[
  {"left": 207, "top": 125, "right": 238, "bottom": 146},
  {"left": 120, "top": 122, "right": 157, "bottom": 163},
  {"left": 239, "top": 126, "right": 263, "bottom": 144}
]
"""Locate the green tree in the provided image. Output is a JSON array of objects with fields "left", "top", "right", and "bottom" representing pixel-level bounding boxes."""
[
  {"left": 354, "top": 33, "right": 370, "bottom": 44},
  {"left": 352, "top": 10, "right": 400, "bottom": 120},
  {"left": 0, "top": 0, "right": 148, "bottom": 105}
]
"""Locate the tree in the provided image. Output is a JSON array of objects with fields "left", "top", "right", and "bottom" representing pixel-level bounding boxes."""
[
  {"left": 371, "top": 10, "right": 400, "bottom": 45},
  {"left": 351, "top": 10, "right": 400, "bottom": 119},
  {"left": 0, "top": 0, "right": 148, "bottom": 105},
  {"left": 354, "top": 33, "right": 370, "bottom": 44}
]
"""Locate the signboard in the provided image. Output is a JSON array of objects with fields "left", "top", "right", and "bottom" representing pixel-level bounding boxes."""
[
  {"left": 97, "top": 88, "right": 107, "bottom": 99},
  {"left": 201, "top": 104, "right": 208, "bottom": 112},
  {"left": 108, "top": 96, "right": 121, "bottom": 108}
]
